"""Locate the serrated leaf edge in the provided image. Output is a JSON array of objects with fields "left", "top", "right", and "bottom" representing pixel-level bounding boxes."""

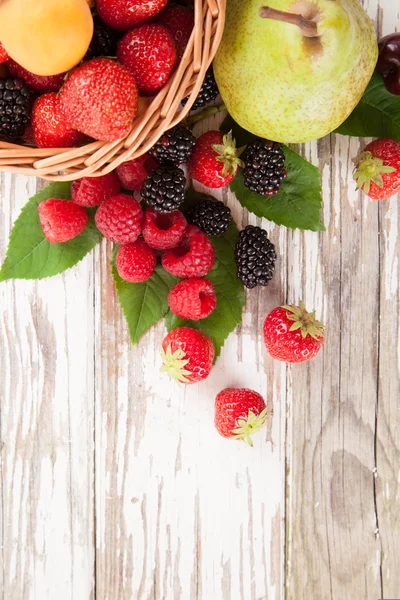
[
  {"left": 0, "top": 182, "right": 101, "bottom": 282},
  {"left": 230, "top": 146, "right": 325, "bottom": 232}
]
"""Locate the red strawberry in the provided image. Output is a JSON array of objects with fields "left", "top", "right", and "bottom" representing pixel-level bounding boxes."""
[
  {"left": 154, "top": 4, "right": 194, "bottom": 60},
  {"left": 142, "top": 208, "right": 187, "bottom": 250},
  {"left": 161, "top": 327, "right": 214, "bottom": 384},
  {"left": 189, "top": 130, "right": 243, "bottom": 188},
  {"left": 116, "top": 238, "right": 157, "bottom": 283},
  {"left": 263, "top": 302, "right": 324, "bottom": 363},
  {"left": 117, "top": 24, "right": 177, "bottom": 95},
  {"left": 116, "top": 154, "right": 158, "bottom": 191},
  {"left": 97, "top": 0, "right": 168, "bottom": 32},
  {"left": 59, "top": 58, "right": 138, "bottom": 142},
  {"left": 32, "top": 93, "right": 86, "bottom": 149},
  {"left": 7, "top": 59, "right": 65, "bottom": 92},
  {"left": 354, "top": 138, "right": 400, "bottom": 200},
  {"left": 168, "top": 278, "right": 216, "bottom": 320},
  {"left": 214, "top": 388, "right": 267, "bottom": 446},
  {"left": 0, "top": 41, "right": 9, "bottom": 64},
  {"left": 95, "top": 193, "right": 144, "bottom": 244},
  {"left": 38, "top": 199, "right": 88, "bottom": 244},
  {"left": 162, "top": 225, "right": 215, "bottom": 278},
  {"left": 71, "top": 173, "right": 121, "bottom": 207}
]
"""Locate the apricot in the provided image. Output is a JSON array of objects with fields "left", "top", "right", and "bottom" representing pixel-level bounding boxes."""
[{"left": 0, "top": 0, "right": 93, "bottom": 76}]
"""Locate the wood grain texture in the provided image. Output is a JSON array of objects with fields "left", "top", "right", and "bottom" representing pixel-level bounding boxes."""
[
  {"left": 0, "top": 174, "right": 96, "bottom": 600},
  {"left": 1, "top": 0, "right": 400, "bottom": 597},
  {"left": 93, "top": 166, "right": 287, "bottom": 600}
]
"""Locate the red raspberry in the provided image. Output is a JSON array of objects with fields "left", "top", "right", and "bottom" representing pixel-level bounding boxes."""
[
  {"left": 8, "top": 59, "right": 65, "bottom": 92},
  {"left": 142, "top": 208, "right": 187, "bottom": 250},
  {"left": 117, "top": 24, "right": 177, "bottom": 95},
  {"left": 189, "top": 130, "right": 243, "bottom": 188},
  {"left": 71, "top": 173, "right": 121, "bottom": 207},
  {"left": 38, "top": 199, "right": 88, "bottom": 244},
  {"left": 32, "top": 93, "right": 86, "bottom": 149},
  {"left": 116, "top": 153, "right": 158, "bottom": 191},
  {"left": 97, "top": 0, "right": 168, "bottom": 32},
  {"left": 95, "top": 194, "right": 144, "bottom": 244},
  {"left": 59, "top": 58, "right": 138, "bottom": 142},
  {"left": 154, "top": 4, "right": 194, "bottom": 60},
  {"left": 161, "top": 327, "right": 215, "bottom": 384},
  {"left": 0, "top": 42, "right": 9, "bottom": 64},
  {"left": 116, "top": 238, "right": 156, "bottom": 283},
  {"left": 162, "top": 225, "right": 214, "bottom": 278},
  {"left": 168, "top": 278, "right": 216, "bottom": 320}
]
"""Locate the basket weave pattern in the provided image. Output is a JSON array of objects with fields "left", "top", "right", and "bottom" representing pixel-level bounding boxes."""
[{"left": 0, "top": 0, "right": 225, "bottom": 181}]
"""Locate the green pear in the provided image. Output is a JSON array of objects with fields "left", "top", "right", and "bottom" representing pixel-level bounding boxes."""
[{"left": 214, "top": 0, "right": 378, "bottom": 143}]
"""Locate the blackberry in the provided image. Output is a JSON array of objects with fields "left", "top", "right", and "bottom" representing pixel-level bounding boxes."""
[
  {"left": 149, "top": 125, "right": 195, "bottom": 166},
  {"left": 141, "top": 167, "right": 186, "bottom": 213},
  {"left": 182, "top": 66, "right": 219, "bottom": 110},
  {"left": 243, "top": 139, "right": 286, "bottom": 196},
  {"left": 190, "top": 198, "right": 232, "bottom": 236},
  {"left": 235, "top": 225, "right": 276, "bottom": 289},
  {"left": 84, "top": 18, "right": 119, "bottom": 60},
  {"left": 0, "top": 78, "right": 34, "bottom": 141}
]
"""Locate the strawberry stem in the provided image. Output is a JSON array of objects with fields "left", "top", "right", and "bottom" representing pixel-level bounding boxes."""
[
  {"left": 160, "top": 344, "right": 192, "bottom": 383},
  {"left": 354, "top": 151, "right": 396, "bottom": 194},
  {"left": 281, "top": 301, "right": 324, "bottom": 341},
  {"left": 232, "top": 408, "right": 268, "bottom": 447},
  {"left": 211, "top": 130, "right": 245, "bottom": 176}
]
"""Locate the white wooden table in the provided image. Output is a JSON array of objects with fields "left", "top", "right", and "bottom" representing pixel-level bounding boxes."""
[{"left": 1, "top": 1, "right": 400, "bottom": 598}]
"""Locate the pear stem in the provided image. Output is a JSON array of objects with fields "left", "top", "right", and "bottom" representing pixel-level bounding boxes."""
[{"left": 259, "top": 6, "right": 319, "bottom": 38}]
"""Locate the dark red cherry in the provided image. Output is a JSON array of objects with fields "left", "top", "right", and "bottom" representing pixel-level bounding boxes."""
[{"left": 376, "top": 33, "right": 400, "bottom": 95}]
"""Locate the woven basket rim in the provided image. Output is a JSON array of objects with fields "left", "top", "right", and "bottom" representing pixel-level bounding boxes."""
[{"left": 0, "top": 0, "right": 226, "bottom": 181}]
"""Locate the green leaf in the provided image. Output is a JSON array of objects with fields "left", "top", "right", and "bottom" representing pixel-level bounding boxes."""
[
  {"left": 335, "top": 73, "right": 400, "bottom": 139},
  {"left": 112, "top": 260, "right": 180, "bottom": 346},
  {"left": 221, "top": 114, "right": 324, "bottom": 231},
  {"left": 0, "top": 182, "right": 102, "bottom": 281},
  {"left": 230, "top": 148, "right": 325, "bottom": 232},
  {"left": 164, "top": 220, "right": 245, "bottom": 357}
]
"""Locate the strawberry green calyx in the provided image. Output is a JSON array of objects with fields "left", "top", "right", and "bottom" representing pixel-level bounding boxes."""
[
  {"left": 282, "top": 301, "right": 324, "bottom": 341},
  {"left": 212, "top": 130, "right": 245, "bottom": 177},
  {"left": 232, "top": 408, "right": 268, "bottom": 447},
  {"left": 353, "top": 151, "right": 396, "bottom": 194},
  {"left": 160, "top": 344, "right": 192, "bottom": 383}
]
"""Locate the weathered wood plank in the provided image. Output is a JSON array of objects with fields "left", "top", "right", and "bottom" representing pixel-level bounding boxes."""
[
  {"left": 94, "top": 115, "right": 287, "bottom": 600},
  {"left": 285, "top": 0, "right": 400, "bottom": 597},
  {"left": 0, "top": 174, "right": 95, "bottom": 599},
  {"left": 376, "top": 194, "right": 400, "bottom": 600},
  {"left": 285, "top": 134, "right": 386, "bottom": 599},
  {"left": 374, "top": 1, "right": 400, "bottom": 594}
]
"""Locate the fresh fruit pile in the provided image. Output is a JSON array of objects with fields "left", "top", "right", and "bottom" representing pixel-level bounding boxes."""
[
  {"left": 1, "top": 1, "right": 400, "bottom": 447},
  {"left": 30, "top": 119, "right": 287, "bottom": 302},
  {"left": 0, "top": 0, "right": 197, "bottom": 145},
  {"left": 0, "top": 103, "right": 329, "bottom": 445}
]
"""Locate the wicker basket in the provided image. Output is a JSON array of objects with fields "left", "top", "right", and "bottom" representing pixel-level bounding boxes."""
[{"left": 0, "top": 0, "right": 225, "bottom": 181}]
